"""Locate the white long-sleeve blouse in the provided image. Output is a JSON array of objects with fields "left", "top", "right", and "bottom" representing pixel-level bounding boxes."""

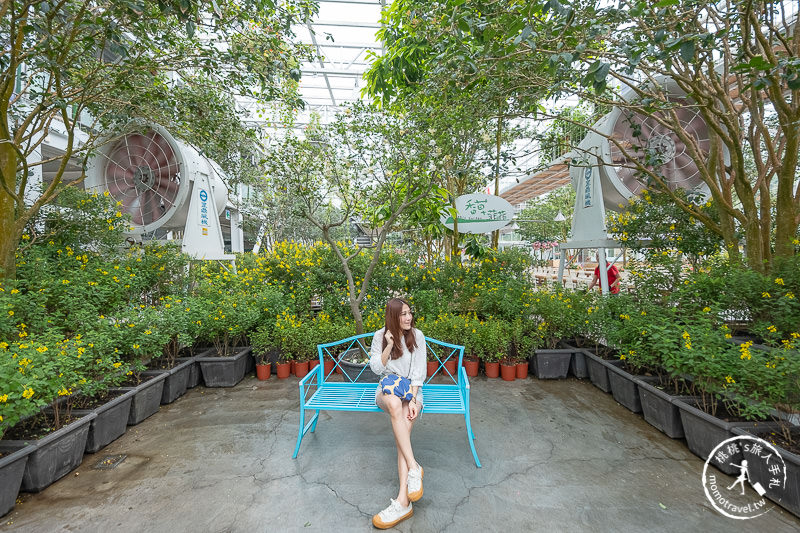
[{"left": 369, "top": 327, "right": 427, "bottom": 389}]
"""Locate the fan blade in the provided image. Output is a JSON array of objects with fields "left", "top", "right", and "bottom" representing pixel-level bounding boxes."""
[
  {"left": 137, "top": 132, "right": 162, "bottom": 169},
  {"left": 104, "top": 180, "right": 135, "bottom": 199},
  {"left": 639, "top": 117, "right": 661, "bottom": 139},
  {"left": 123, "top": 195, "right": 143, "bottom": 225},
  {"left": 151, "top": 133, "right": 177, "bottom": 170},
  {"left": 108, "top": 144, "right": 135, "bottom": 171},
  {"left": 142, "top": 131, "right": 160, "bottom": 154},
  {"left": 679, "top": 109, "right": 706, "bottom": 136},
  {"left": 127, "top": 134, "right": 153, "bottom": 168},
  {"left": 153, "top": 178, "right": 180, "bottom": 201},
  {"left": 140, "top": 189, "right": 154, "bottom": 226},
  {"left": 155, "top": 162, "right": 180, "bottom": 182},
  {"left": 105, "top": 161, "right": 134, "bottom": 185},
  {"left": 619, "top": 171, "right": 646, "bottom": 195},
  {"left": 145, "top": 190, "right": 166, "bottom": 224},
  {"left": 665, "top": 152, "right": 701, "bottom": 188}
]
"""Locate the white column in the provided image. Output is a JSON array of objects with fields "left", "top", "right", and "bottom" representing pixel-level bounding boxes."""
[
  {"left": 25, "top": 146, "right": 43, "bottom": 207},
  {"left": 231, "top": 208, "right": 244, "bottom": 253},
  {"left": 598, "top": 247, "right": 609, "bottom": 295}
]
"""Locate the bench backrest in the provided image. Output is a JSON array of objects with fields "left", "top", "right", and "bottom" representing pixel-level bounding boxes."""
[{"left": 316, "top": 332, "right": 465, "bottom": 386}]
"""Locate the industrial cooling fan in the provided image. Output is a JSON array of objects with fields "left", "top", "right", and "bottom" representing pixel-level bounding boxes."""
[{"left": 86, "top": 124, "right": 233, "bottom": 260}]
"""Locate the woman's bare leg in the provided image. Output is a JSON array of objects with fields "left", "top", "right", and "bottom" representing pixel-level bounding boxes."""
[{"left": 377, "top": 393, "right": 418, "bottom": 505}]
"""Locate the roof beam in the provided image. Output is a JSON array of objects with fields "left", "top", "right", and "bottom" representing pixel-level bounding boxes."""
[
  {"left": 301, "top": 68, "right": 365, "bottom": 77},
  {"left": 306, "top": 42, "right": 380, "bottom": 49},
  {"left": 311, "top": 20, "right": 381, "bottom": 28},
  {"left": 318, "top": 0, "right": 384, "bottom": 4},
  {"left": 306, "top": 23, "right": 337, "bottom": 106}
]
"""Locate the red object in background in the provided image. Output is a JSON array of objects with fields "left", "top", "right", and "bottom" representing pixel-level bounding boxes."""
[{"left": 594, "top": 264, "right": 621, "bottom": 294}]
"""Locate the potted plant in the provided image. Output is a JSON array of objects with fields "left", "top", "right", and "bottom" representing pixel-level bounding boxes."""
[
  {"left": 276, "top": 352, "right": 293, "bottom": 379},
  {"left": 717, "top": 340, "right": 800, "bottom": 512},
  {"left": 251, "top": 320, "right": 282, "bottom": 381},
  {"left": 529, "top": 289, "right": 582, "bottom": 379},
  {"left": 189, "top": 284, "right": 259, "bottom": 387},
  {"left": 475, "top": 318, "right": 509, "bottom": 379},
  {"left": 0, "top": 331, "right": 130, "bottom": 494},
  {"left": 511, "top": 318, "right": 540, "bottom": 379},
  {"left": 303, "top": 312, "right": 343, "bottom": 376},
  {"left": 256, "top": 351, "right": 273, "bottom": 380},
  {"left": 445, "top": 314, "right": 480, "bottom": 378},
  {"left": 499, "top": 357, "right": 516, "bottom": 381},
  {"left": 274, "top": 311, "right": 312, "bottom": 378},
  {"left": 137, "top": 303, "right": 194, "bottom": 404},
  {"left": 670, "top": 333, "right": 780, "bottom": 476},
  {"left": 275, "top": 312, "right": 315, "bottom": 378}
]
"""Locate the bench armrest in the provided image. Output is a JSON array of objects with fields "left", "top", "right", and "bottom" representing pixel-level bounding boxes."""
[
  {"left": 298, "top": 365, "right": 322, "bottom": 406},
  {"left": 299, "top": 364, "right": 322, "bottom": 388},
  {"left": 459, "top": 365, "right": 470, "bottom": 391}
]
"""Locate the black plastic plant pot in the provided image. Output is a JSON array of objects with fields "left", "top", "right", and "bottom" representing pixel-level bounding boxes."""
[
  {"left": 0, "top": 445, "right": 35, "bottom": 516},
  {"left": 635, "top": 377, "right": 697, "bottom": 439},
  {"left": 583, "top": 350, "right": 622, "bottom": 393},
  {"left": 0, "top": 412, "right": 96, "bottom": 493},
  {"left": 73, "top": 389, "right": 135, "bottom": 453},
  {"left": 196, "top": 347, "right": 252, "bottom": 387},
  {"left": 110, "top": 371, "right": 168, "bottom": 425},
  {"left": 531, "top": 349, "right": 572, "bottom": 379}
]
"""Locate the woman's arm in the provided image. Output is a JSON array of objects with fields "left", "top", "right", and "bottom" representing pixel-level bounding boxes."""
[
  {"left": 407, "top": 384, "right": 420, "bottom": 420},
  {"left": 369, "top": 329, "right": 393, "bottom": 374},
  {"left": 409, "top": 329, "right": 427, "bottom": 387}
]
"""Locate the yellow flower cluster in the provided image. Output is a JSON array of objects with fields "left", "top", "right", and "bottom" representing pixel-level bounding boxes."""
[
  {"left": 739, "top": 341, "right": 753, "bottom": 360},
  {"left": 682, "top": 330, "right": 692, "bottom": 350}
]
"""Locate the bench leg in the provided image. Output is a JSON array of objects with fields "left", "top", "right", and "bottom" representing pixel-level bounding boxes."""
[
  {"left": 293, "top": 407, "right": 322, "bottom": 459},
  {"left": 464, "top": 407, "right": 481, "bottom": 468},
  {"left": 292, "top": 406, "right": 306, "bottom": 459}
]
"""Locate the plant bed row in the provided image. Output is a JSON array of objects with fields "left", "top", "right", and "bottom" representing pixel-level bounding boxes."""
[
  {"left": 574, "top": 347, "right": 799, "bottom": 518},
  {"left": 0, "top": 346, "right": 259, "bottom": 518}
]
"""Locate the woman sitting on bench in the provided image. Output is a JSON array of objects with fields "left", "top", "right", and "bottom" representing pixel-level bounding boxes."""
[{"left": 369, "top": 297, "right": 426, "bottom": 529}]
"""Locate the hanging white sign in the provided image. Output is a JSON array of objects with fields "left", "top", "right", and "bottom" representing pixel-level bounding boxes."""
[{"left": 440, "top": 193, "right": 514, "bottom": 234}]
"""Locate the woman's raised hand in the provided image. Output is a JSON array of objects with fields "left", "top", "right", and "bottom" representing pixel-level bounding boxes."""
[{"left": 384, "top": 330, "right": 393, "bottom": 345}]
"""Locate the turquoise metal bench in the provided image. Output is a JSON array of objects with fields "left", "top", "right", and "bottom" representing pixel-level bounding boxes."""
[{"left": 292, "top": 333, "right": 481, "bottom": 467}]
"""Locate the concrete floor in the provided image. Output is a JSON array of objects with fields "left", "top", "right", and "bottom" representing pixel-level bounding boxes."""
[{"left": 2, "top": 375, "right": 799, "bottom": 533}]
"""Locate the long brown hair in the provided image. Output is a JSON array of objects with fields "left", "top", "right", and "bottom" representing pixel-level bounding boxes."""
[{"left": 382, "top": 297, "right": 417, "bottom": 360}]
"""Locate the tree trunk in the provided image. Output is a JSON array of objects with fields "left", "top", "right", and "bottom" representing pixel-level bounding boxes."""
[
  {"left": 491, "top": 114, "right": 502, "bottom": 250},
  {"left": 733, "top": 169, "right": 765, "bottom": 272},
  {"left": 774, "top": 134, "right": 800, "bottom": 261},
  {"left": 0, "top": 142, "right": 18, "bottom": 280},
  {"left": 758, "top": 179, "right": 773, "bottom": 271},
  {"left": 451, "top": 199, "right": 461, "bottom": 261},
  {"left": 351, "top": 299, "right": 365, "bottom": 335}
]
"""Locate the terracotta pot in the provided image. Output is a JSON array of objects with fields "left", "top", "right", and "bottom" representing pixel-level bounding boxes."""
[
  {"left": 484, "top": 361, "right": 500, "bottom": 378},
  {"left": 255, "top": 364, "right": 271, "bottom": 380},
  {"left": 323, "top": 359, "right": 335, "bottom": 376},
  {"left": 463, "top": 358, "right": 479, "bottom": 377},
  {"left": 500, "top": 363, "right": 516, "bottom": 381},
  {"left": 276, "top": 362, "right": 291, "bottom": 379},
  {"left": 443, "top": 359, "right": 457, "bottom": 376},
  {"left": 515, "top": 362, "right": 529, "bottom": 379},
  {"left": 308, "top": 359, "right": 320, "bottom": 370},
  {"left": 427, "top": 361, "right": 438, "bottom": 377},
  {"left": 295, "top": 361, "right": 309, "bottom": 378},
  {"left": 290, "top": 360, "right": 296, "bottom": 374}
]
